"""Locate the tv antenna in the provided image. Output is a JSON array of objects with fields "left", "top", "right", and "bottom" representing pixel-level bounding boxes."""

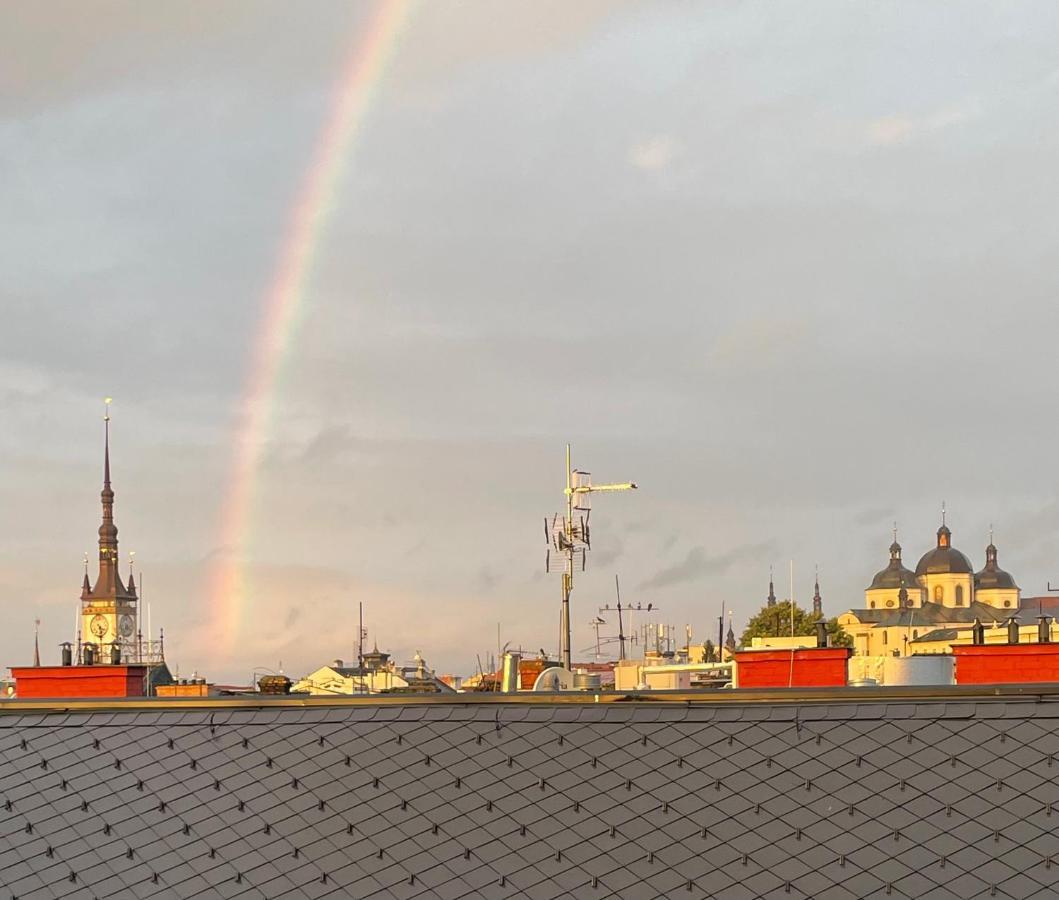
[
  {"left": 544, "top": 444, "right": 636, "bottom": 671},
  {"left": 598, "top": 575, "right": 655, "bottom": 661}
]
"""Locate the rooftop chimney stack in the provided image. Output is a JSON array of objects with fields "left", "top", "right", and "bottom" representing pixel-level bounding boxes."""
[
  {"left": 1040, "top": 616, "right": 1052, "bottom": 644},
  {"left": 1007, "top": 616, "right": 1020, "bottom": 645}
]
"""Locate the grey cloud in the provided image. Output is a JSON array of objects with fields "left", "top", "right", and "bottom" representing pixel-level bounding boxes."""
[
  {"left": 854, "top": 508, "right": 895, "bottom": 527},
  {"left": 6, "top": 2, "right": 1059, "bottom": 681},
  {"left": 640, "top": 542, "right": 776, "bottom": 591}
]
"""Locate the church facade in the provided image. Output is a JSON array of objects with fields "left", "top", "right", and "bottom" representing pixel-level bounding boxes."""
[{"left": 837, "top": 521, "right": 1020, "bottom": 657}]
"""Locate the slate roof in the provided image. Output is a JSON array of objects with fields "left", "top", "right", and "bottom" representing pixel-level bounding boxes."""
[
  {"left": 4, "top": 691, "right": 1059, "bottom": 899},
  {"left": 846, "top": 601, "right": 1008, "bottom": 628}
]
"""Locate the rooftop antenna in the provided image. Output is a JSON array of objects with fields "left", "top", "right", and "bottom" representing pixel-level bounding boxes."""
[
  {"left": 34, "top": 618, "right": 41, "bottom": 667},
  {"left": 544, "top": 444, "right": 636, "bottom": 671},
  {"left": 598, "top": 580, "right": 654, "bottom": 662},
  {"left": 358, "top": 601, "right": 364, "bottom": 677},
  {"left": 789, "top": 559, "right": 795, "bottom": 637},
  {"left": 718, "top": 600, "right": 725, "bottom": 660}
]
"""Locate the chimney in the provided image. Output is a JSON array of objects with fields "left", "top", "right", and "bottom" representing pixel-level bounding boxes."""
[
  {"left": 111, "top": 643, "right": 121, "bottom": 665},
  {"left": 971, "top": 618, "right": 985, "bottom": 646},
  {"left": 60, "top": 643, "right": 72, "bottom": 667},
  {"left": 814, "top": 619, "right": 828, "bottom": 649},
  {"left": 1040, "top": 616, "right": 1052, "bottom": 644},
  {"left": 733, "top": 645, "right": 852, "bottom": 689},
  {"left": 954, "top": 629, "right": 1059, "bottom": 685},
  {"left": 83, "top": 645, "right": 95, "bottom": 666}
]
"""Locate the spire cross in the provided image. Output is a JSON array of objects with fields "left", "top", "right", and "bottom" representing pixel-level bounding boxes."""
[
  {"left": 989, "top": 523, "right": 994, "bottom": 545},
  {"left": 941, "top": 501, "right": 946, "bottom": 527},
  {"left": 893, "top": 521, "right": 898, "bottom": 544}
]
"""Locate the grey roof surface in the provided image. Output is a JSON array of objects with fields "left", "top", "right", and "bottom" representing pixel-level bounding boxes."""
[
  {"left": 848, "top": 601, "right": 1007, "bottom": 628},
  {"left": 3, "top": 693, "right": 1059, "bottom": 899}
]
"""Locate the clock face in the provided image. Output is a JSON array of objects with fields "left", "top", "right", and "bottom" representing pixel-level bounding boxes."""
[
  {"left": 119, "top": 615, "right": 135, "bottom": 637},
  {"left": 90, "top": 614, "right": 109, "bottom": 639}
]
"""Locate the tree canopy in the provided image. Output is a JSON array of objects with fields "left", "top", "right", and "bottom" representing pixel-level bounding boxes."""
[{"left": 738, "top": 600, "right": 853, "bottom": 648}]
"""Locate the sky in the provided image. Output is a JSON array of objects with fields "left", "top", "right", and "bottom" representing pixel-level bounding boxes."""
[{"left": 5, "top": 1, "right": 1059, "bottom": 683}]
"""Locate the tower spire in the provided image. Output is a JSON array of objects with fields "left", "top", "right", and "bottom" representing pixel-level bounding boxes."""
[
  {"left": 104, "top": 398, "right": 111, "bottom": 490},
  {"left": 92, "top": 399, "right": 126, "bottom": 598},
  {"left": 812, "top": 566, "right": 823, "bottom": 618},
  {"left": 767, "top": 565, "right": 776, "bottom": 608}
]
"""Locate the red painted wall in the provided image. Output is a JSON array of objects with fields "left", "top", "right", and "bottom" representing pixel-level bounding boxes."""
[
  {"left": 10, "top": 665, "right": 147, "bottom": 699},
  {"left": 953, "top": 644, "right": 1059, "bottom": 684},
  {"left": 734, "top": 648, "right": 851, "bottom": 689}
]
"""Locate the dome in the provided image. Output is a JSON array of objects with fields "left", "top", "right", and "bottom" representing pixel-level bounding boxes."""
[
  {"left": 868, "top": 541, "right": 919, "bottom": 590},
  {"left": 975, "top": 543, "right": 1019, "bottom": 591},
  {"left": 914, "top": 525, "right": 974, "bottom": 576}
]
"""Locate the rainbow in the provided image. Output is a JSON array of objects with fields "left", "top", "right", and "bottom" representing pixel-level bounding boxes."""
[{"left": 209, "top": 0, "right": 413, "bottom": 652}]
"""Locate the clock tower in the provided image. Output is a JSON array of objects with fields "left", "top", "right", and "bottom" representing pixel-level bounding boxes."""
[{"left": 80, "top": 404, "right": 138, "bottom": 659}]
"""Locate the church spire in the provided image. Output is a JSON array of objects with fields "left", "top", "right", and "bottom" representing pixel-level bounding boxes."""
[
  {"left": 767, "top": 566, "right": 776, "bottom": 608},
  {"left": 80, "top": 553, "right": 91, "bottom": 599},
  {"left": 92, "top": 399, "right": 127, "bottom": 599},
  {"left": 812, "top": 567, "right": 823, "bottom": 618},
  {"left": 937, "top": 502, "right": 951, "bottom": 548}
]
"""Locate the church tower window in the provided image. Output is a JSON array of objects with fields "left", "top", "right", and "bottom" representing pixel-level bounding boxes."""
[
  {"left": 955, "top": 585, "right": 964, "bottom": 606},
  {"left": 934, "top": 585, "right": 943, "bottom": 603}
]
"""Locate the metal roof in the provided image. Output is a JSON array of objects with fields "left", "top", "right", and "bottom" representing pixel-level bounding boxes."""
[{"left": 3, "top": 689, "right": 1059, "bottom": 898}]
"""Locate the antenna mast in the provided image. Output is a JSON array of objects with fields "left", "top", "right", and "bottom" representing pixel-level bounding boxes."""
[{"left": 545, "top": 444, "right": 636, "bottom": 671}]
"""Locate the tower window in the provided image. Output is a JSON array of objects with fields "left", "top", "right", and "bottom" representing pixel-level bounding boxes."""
[
  {"left": 883, "top": 631, "right": 888, "bottom": 645},
  {"left": 934, "top": 585, "right": 944, "bottom": 603},
  {"left": 870, "top": 601, "right": 876, "bottom": 609},
  {"left": 913, "top": 630, "right": 918, "bottom": 639},
  {"left": 955, "top": 585, "right": 964, "bottom": 606}
]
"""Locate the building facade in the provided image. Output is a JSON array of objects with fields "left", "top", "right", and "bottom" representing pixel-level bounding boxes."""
[{"left": 838, "top": 520, "right": 1021, "bottom": 656}]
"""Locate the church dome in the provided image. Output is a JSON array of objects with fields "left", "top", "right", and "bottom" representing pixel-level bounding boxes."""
[
  {"left": 975, "top": 543, "right": 1019, "bottom": 591},
  {"left": 868, "top": 540, "right": 919, "bottom": 590},
  {"left": 914, "top": 524, "right": 973, "bottom": 577}
]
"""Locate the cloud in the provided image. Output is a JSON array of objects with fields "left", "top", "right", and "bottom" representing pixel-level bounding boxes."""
[
  {"left": 629, "top": 135, "right": 683, "bottom": 171},
  {"left": 639, "top": 541, "right": 775, "bottom": 590},
  {"left": 853, "top": 507, "right": 895, "bottom": 527},
  {"left": 865, "top": 99, "right": 982, "bottom": 146}
]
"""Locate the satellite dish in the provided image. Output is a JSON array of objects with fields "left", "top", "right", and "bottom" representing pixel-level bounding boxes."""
[{"left": 531, "top": 666, "right": 575, "bottom": 692}]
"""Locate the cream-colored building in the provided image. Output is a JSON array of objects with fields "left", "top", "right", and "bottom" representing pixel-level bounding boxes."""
[
  {"left": 838, "top": 522, "right": 1020, "bottom": 657},
  {"left": 293, "top": 647, "right": 455, "bottom": 695}
]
